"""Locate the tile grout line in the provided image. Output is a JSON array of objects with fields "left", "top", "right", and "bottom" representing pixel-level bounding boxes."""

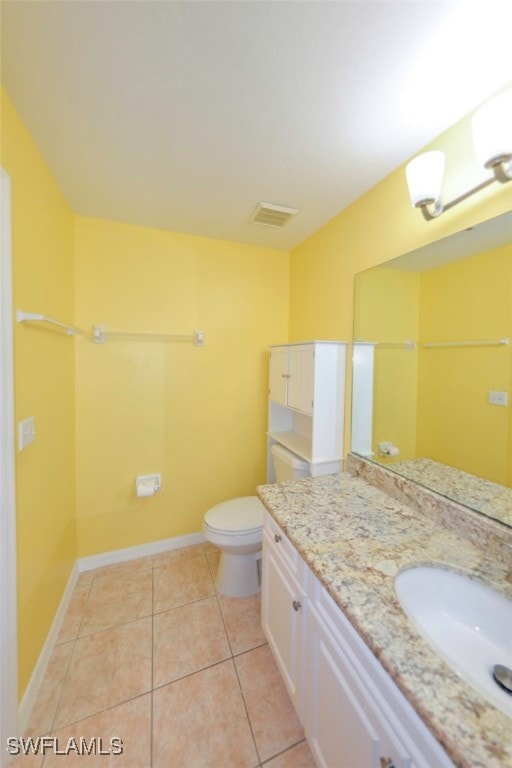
[
  {"left": 201, "top": 544, "right": 264, "bottom": 765},
  {"left": 66, "top": 591, "right": 218, "bottom": 644},
  {"left": 260, "top": 738, "right": 309, "bottom": 766},
  {"left": 213, "top": 598, "right": 235, "bottom": 661},
  {"left": 153, "top": 591, "right": 217, "bottom": 619},
  {"left": 205, "top": 542, "right": 264, "bottom": 767},
  {"left": 204, "top": 543, "right": 269, "bottom": 766},
  {"left": 41, "top": 692, "right": 153, "bottom": 739},
  {"left": 47, "top": 640, "right": 76, "bottom": 735},
  {"left": 232, "top": 653, "right": 263, "bottom": 768},
  {"left": 45, "top": 574, "right": 95, "bottom": 739},
  {"left": 69, "top": 609, "right": 154, "bottom": 641},
  {"left": 203, "top": 543, "right": 236, "bottom": 660}
]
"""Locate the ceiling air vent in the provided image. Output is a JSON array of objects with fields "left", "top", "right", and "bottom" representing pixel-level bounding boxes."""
[{"left": 250, "top": 202, "right": 298, "bottom": 228}]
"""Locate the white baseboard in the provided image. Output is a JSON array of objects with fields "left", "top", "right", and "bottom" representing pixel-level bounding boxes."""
[
  {"left": 18, "top": 561, "right": 80, "bottom": 735},
  {"left": 18, "top": 531, "right": 204, "bottom": 735},
  {"left": 78, "top": 531, "right": 204, "bottom": 572}
]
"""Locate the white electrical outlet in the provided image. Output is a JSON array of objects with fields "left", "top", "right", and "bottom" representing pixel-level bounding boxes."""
[
  {"left": 488, "top": 390, "right": 509, "bottom": 406},
  {"left": 18, "top": 416, "right": 36, "bottom": 450}
]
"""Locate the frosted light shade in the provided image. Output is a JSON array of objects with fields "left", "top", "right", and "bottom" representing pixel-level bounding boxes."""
[
  {"left": 405, "top": 151, "right": 445, "bottom": 207},
  {"left": 472, "top": 90, "right": 512, "bottom": 168}
]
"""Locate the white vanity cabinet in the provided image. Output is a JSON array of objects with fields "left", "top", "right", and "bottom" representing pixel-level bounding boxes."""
[
  {"left": 267, "top": 341, "right": 346, "bottom": 478},
  {"left": 261, "top": 513, "right": 308, "bottom": 720},
  {"left": 306, "top": 601, "right": 409, "bottom": 768},
  {"left": 261, "top": 512, "right": 455, "bottom": 768}
]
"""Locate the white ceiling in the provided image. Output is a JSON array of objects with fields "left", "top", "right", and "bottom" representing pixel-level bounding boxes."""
[{"left": 2, "top": 1, "right": 511, "bottom": 250}]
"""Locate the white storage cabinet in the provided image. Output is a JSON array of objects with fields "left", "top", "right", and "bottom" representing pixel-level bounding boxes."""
[
  {"left": 267, "top": 341, "right": 346, "bottom": 479},
  {"left": 261, "top": 512, "right": 455, "bottom": 768}
]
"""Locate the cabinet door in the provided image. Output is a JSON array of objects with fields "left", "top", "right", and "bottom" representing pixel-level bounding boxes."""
[
  {"left": 306, "top": 603, "right": 410, "bottom": 768},
  {"left": 261, "top": 531, "right": 305, "bottom": 718},
  {"left": 287, "top": 345, "right": 314, "bottom": 414},
  {"left": 269, "top": 347, "right": 288, "bottom": 406}
]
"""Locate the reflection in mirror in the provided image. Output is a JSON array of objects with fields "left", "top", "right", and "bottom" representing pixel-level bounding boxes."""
[{"left": 351, "top": 211, "right": 512, "bottom": 529}]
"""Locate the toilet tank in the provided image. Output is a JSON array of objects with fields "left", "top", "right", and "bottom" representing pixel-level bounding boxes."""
[{"left": 271, "top": 444, "right": 310, "bottom": 482}]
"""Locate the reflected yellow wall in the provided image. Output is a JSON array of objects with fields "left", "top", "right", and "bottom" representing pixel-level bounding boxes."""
[
  {"left": 1, "top": 89, "right": 76, "bottom": 696},
  {"left": 289, "top": 83, "right": 512, "bottom": 457},
  {"left": 417, "top": 244, "right": 512, "bottom": 484},
  {"left": 354, "top": 269, "right": 420, "bottom": 461},
  {"left": 74, "top": 216, "right": 289, "bottom": 556}
]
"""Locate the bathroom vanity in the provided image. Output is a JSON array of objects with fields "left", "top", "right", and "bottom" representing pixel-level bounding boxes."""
[{"left": 258, "top": 459, "right": 512, "bottom": 768}]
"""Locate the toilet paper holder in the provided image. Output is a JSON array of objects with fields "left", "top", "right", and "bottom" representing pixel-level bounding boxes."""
[
  {"left": 135, "top": 474, "right": 162, "bottom": 497},
  {"left": 377, "top": 442, "right": 400, "bottom": 457}
]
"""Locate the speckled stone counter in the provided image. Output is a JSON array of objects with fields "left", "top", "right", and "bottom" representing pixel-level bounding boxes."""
[
  {"left": 257, "top": 472, "right": 512, "bottom": 768},
  {"left": 382, "top": 457, "right": 512, "bottom": 528}
]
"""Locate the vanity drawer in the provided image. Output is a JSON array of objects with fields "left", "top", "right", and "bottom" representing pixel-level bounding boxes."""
[{"left": 264, "top": 512, "right": 306, "bottom": 586}]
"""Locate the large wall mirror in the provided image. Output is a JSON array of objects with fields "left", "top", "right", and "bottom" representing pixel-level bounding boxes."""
[{"left": 351, "top": 210, "right": 512, "bottom": 529}]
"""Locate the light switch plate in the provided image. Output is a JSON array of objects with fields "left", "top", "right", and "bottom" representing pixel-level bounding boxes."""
[
  {"left": 488, "top": 390, "right": 508, "bottom": 406},
  {"left": 18, "top": 416, "right": 35, "bottom": 451}
]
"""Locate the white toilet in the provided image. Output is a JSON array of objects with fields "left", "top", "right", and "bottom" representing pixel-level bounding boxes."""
[
  {"left": 202, "top": 444, "right": 310, "bottom": 597},
  {"left": 270, "top": 443, "right": 310, "bottom": 483}
]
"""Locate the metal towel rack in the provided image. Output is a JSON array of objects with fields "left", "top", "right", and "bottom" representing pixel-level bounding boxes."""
[
  {"left": 355, "top": 340, "right": 417, "bottom": 350},
  {"left": 92, "top": 325, "right": 205, "bottom": 346},
  {"left": 16, "top": 310, "right": 84, "bottom": 336},
  {"left": 423, "top": 338, "right": 510, "bottom": 348},
  {"left": 357, "top": 337, "right": 509, "bottom": 350}
]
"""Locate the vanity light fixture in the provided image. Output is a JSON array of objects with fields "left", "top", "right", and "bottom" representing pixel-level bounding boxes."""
[{"left": 406, "top": 90, "right": 512, "bottom": 221}]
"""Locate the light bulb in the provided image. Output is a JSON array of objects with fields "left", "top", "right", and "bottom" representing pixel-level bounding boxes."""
[
  {"left": 472, "top": 90, "right": 512, "bottom": 170},
  {"left": 405, "top": 151, "right": 445, "bottom": 208}
]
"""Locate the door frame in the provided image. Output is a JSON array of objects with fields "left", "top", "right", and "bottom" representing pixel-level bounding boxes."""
[{"left": 0, "top": 166, "right": 19, "bottom": 758}]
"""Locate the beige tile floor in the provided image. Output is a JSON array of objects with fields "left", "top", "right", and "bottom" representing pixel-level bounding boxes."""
[{"left": 13, "top": 543, "right": 316, "bottom": 768}]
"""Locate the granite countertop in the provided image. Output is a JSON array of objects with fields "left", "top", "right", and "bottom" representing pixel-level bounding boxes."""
[
  {"left": 257, "top": 472, "right": 512, "bottom": 768},
  {"left": 385, "top": 457, "right": 512, "bottom": 527}
]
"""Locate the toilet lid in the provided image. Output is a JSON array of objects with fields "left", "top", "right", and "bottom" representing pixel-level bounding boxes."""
[{"left": 204, "top": 496, "right": 265, "bottom": 534}]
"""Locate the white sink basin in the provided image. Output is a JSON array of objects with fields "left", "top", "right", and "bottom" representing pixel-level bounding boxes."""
[{"left": 395, "top": 566, "right": 512, "bottom": 717}]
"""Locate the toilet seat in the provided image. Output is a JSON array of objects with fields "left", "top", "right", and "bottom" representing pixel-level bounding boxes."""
[{"left": 204, "top": 496, "right": 264, "bottom": 536}]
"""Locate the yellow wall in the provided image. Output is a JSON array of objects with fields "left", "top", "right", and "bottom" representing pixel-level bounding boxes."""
[
  {"left": 74, "top": 216, "right": 289, "bottom": 556},
  {"left": 1, "top": 89, "right": 77, "bottom": 696},
  {"left": 417, "top": 244, "right": 512, "bottom": 484},
  {"left": 289, "top": 83, "right": 512, "bottom": 457},
  {"left": 354, "top": 268, "right": 420, "bottom": 461}
]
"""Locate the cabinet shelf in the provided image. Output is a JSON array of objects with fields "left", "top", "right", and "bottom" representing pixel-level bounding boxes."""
[
  {"left": 268, "top": 431, "right": 312, "bottom": 461},
  {"left": 268, "top": 431, "right": 341, "bottom": 464}
]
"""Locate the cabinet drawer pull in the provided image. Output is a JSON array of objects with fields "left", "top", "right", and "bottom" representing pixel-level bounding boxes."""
[
  {"left": 380, "top": 758, "right": 395, "bottom": 768},
  {"left": 274, "top": 533, "right": 282, "bottom": 543},
  {"left": 281, "top": 373, "right": 291, "bottom": 378},
  {"left": 292, "top": 600, "right": 302, "bottom": 611}
]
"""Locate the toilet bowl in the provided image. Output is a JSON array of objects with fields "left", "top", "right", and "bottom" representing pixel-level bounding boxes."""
[
  {"left": 203, "top": 445, "right": 310, "bottom": 598},
  {"left": 203, "top": 496, "right": 265, "bottom": 598}
]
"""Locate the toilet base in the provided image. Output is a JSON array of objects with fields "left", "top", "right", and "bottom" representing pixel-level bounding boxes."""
[{"left": 216, "top": 549, "right": 262, "bottom": 598}]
